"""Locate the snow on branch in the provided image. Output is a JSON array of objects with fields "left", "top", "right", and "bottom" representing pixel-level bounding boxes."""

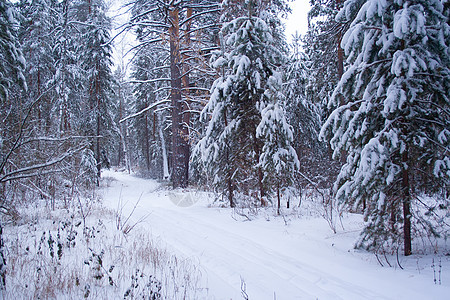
[
  {"left": 0, "top": 86, "right": 56, "bottom": 175},
  {"left": 120, "top": 99, "right": 171, "bottom": 123},
  {"left": 180, "top": 8, "right": 221, "bottom": 26},
  {"left": 127, "top": 78, "right": 171, "bottom": 84},
  {"left": 185, "top": 3, "right": 220, "bottom": 9},
  {"left": 19, "top": 135, "right": 102, "bottom": 146},
  {"left": 128, "top": 7, "right": 162, "bottom": 24},
  {"left": 180, "top": 23, "right": 219, "bottom": 39},
  {"left": 0, "top": 146, "right": 86, "bottom": 183}
]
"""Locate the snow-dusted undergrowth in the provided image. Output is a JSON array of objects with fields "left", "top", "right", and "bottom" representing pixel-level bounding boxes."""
[
  {"left": 1, "top": 190, "right": 203, "bottom": 299},
  {"left": 2, "top": 170, "right": 449, "bottom": 299}
]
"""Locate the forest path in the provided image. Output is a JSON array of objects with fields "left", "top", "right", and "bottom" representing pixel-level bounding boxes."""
[{"left": 101, "top": 170, "right": 448, "bottom": 300}]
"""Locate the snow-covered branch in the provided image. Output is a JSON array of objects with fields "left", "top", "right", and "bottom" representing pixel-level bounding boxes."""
[
  {"left": 120, "top": 99, "right": 171, "bottom": 123},
  {"left": 0, "top": 146, "right": 86, "bottom": 183},
  {"left": 180, "top": 8, "right": 221, "bottom": 27},
  {"left": 127, "top": 78, "right": 171, "bottom": 84}
]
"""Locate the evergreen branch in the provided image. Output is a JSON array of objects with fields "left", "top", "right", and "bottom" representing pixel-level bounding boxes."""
[
  {"left": 425, "top": 136, "right": 450, "bottom": 153},
  {"left": 416, "top": 100, "right": 450, "bottom": 117},
  {"left": 415, "top": 117, "right": 447, "bottom": 127}
]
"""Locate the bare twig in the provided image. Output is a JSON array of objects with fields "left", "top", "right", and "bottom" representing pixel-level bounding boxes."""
[
  {"left": 240, "top": 277, "right": 249, "bottom": 300},
  {"left": 396, "top": 247, "right": 404, "bottom": 270},
  {"left": 375, "top": 251, "right": 384, "bottom": 267}
]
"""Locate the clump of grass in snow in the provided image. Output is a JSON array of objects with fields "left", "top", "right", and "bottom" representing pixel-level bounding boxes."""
[{"left": 1, "top": 204, "right": 204, "bottom": 299}]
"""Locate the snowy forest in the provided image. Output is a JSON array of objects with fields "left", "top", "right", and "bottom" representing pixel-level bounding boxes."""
[{"left": 0, "top": 0, "right": 449, "bottom": 298}]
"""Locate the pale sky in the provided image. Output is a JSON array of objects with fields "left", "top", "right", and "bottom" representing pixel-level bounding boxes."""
[
  {"left": 108, "top": 0, "right": 311, "bottom": 72},
  {"left": 284, "top": 0, "right": 311, "bottom": 40}
]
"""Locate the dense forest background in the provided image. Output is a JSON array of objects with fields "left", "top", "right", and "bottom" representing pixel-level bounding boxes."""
[{"left": 0, "top": 2, "right": 448, "bottom": 289}]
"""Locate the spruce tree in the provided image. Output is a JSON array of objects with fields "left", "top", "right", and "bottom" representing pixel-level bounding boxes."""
[
  {"left": 195, "top": 0, "right": 296, "bottom": 207},
  {"left": 284, "top": 34, "right": 332, "bottom": 188},
  {"left": 0, "top": 0, "right": 25, "bottom": 290},
  {"left": 257, "top": 75, "right": 299, "bottom": 213},
  {"left": 0, "top": 0, "right": 25, "bottom": 100},
  {"left": 51, "top": 0, "right": 85, "bottom": 134},
  {"left": 320, "top": 0, "right": 450, "bottom": 255},
  {"left": 128, "top": 0, "right": 221, "bottom": 187},
  {"left": 79, "top": 0, "right": 116, "bottom": 180},
  {"left": 18, "top": 0, "right": 58, "bottom": 134}
]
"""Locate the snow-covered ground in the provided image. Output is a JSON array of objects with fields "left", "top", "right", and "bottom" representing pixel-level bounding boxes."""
[{"left": 100, "top": 170, "right": 450, "bottom": 300}]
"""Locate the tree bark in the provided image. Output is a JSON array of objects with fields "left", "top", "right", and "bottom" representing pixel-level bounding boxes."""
[
  {"left": 169, "top": 6, "right": 188, "bottom": 188},
  {"left": 224, "top": 110, "right": 234, "bottom": 207},
  {"left": 95, "top": 74, "right": 101, "bottom": 182},
  {"left": 277, "top": 183, "right": 281, "bottom": 215},
  {"left": 143, "top": 103, "right": 151, "bottom": 174},
  {"left": 402, "top": 145, "right": 412, "bottom": 256},
  {"left": 228, "top": 165, "right": 234, "bottom": 208},
  {"left": 336, "top": 0, "right": 344, "bottom": 79},
  {"left": 0, "top": 222, "right": 5, "bottom": 289},
  {"left": 181, "top": 7, "right": 193, "bottom": 187},
  {"left": 118, "top": 83, "right": 124, "bottom": 167},
  {"left": 252, "top": 127, "right": 265, "bottom": 206}
]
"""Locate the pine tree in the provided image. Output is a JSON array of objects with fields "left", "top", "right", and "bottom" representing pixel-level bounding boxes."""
[
  {"left": 112, "top": 66, "right": 133, "bottom": 172},
  {"left": 51, "top": 0, "right": 85, "bottom": 134},
  {"left": 304, "top": 0, "right": 345, "bottom": 119},
  {"left": 195, "top": 0, "right": 295, "bottom": 207},
  {"left": 320, "top": 0, "right": 450, "bottom": 255},
  {"left": 302, "top": 0, "right": 360, "bottom": 191},
  {"left": 130, "top": 42, "right": 168, "bottom": 178},
  {"left": 256, "top": 73, "right": 299, "bottom": 214},
  {"left": 18, "top": 0, "right": 57, "bottom": 118},
  {"left": 127, "top": 0, "right": 221, "bottom": 186},
  {"left": 79, "top": 0, "right": 116, "bottom": 180},
  {"left": 284, "top": 34, "right": 333, "bottom": 188},
  {"left": 0, "top": 0, "right": 25, "bottom": 100},
  {"left": 0, "top": 0, "right": 25, "bottom": 289}
]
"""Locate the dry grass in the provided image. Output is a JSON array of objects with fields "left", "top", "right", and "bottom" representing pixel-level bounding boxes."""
[{"left": 1, "top": 203, "right": 204, "bottom": 299}]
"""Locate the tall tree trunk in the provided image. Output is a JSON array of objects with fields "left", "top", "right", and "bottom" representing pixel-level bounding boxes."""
[
  {"left": 118, "top": 83, "right": 124, "bottom": 167},
  {"left": 402, "top": 144, "right": 412, "bottom": 256},
  {"left": 335, "top": 0, "right": 344, "bottom": 79},
  {"left": 399, "top": 39, "right": 412, "bottom": 256},
  {"left": 94, "top": 70, "right": 101, "bottom": 183},
  {"left": 60, "top": 1, "right": 70, "bottom": 134},
  {"left": 277, "top": 183, "right": 281, "bottom": 215},
  {"left": 0, "top": 222, "right": 5, "bottom": 289},
  {"left": 252, "top": 127, "right": 265, "bottom": 206},
  {"left": 335, "top": 0, "right": 344, "bottom": 80},
  {"left": 159, "top": 118, "right": 170, "bottom": 180},
  {"left": 169, "top": 6, "right": 188, "bottom": 188},
  {"left": 227, "top": 148, "right": 234, "bottom": 208},
  {"left": 336, "top": 0, "right": 347, "bottom": 165},
  {"left": 223, "top": 110, "right": 234, "bottom": 207},
  {"left": 181, "top": 7, "right": 193, "bottom": 187},
  {"left": 124, "top": 125, "right": 132, "bottom": 173},
  {"left": 143, "top": 105, "right": 151, "bottom": 174},
  {"left": 96, "top": 97, "right": 101, "bottom": 180}
]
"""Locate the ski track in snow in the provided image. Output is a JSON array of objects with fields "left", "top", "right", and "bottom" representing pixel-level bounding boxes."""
[{"left": 101, "top": 170, "right": 449, "bottom": 300}]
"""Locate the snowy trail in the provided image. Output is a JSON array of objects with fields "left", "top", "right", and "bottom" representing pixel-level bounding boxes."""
[{"left": 101, "top": 170, "right": 449, "bottom": 300}]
